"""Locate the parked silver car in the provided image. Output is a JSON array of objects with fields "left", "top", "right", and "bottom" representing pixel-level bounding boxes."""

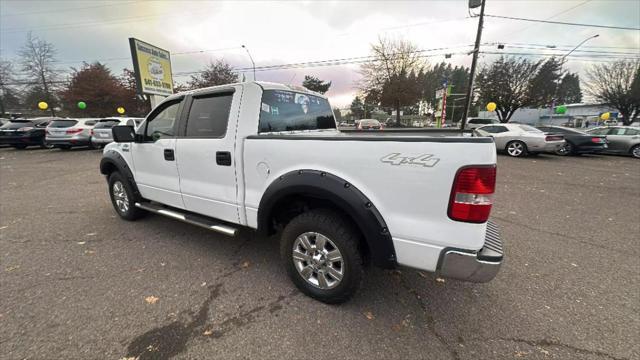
[
  {"left": 474, "top": 123, "right": 565, "bottom": 157},
  {"left": 465, "top": 117, "right": 500, "bottom": 129},
  {"left": 586, "top": 126, "right": 640, "bottom": 159},
  {"left": 91, "top": 117, "right": 142, "bottom": 148},
  {"left": 46, "top": 118, "right": 98, "bottom": 150}
]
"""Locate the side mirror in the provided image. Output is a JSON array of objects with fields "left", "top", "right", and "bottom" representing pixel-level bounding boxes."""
[{"left": 112, "top": 125, "right": 135, "bottom": 143}]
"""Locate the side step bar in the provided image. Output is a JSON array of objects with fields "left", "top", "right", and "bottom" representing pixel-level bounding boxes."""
[{"left": 134, "top": 202, "right": 238, "bottom": 237}]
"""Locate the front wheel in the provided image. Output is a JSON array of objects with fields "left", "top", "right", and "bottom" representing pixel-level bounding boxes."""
[
  {"left": 506, "top": 140, "right": 527, "bottom": 157},
  {"left": 280, "top": 209, "right": 363, "bottom": 304},
  {"left": 631, "top": 145, "right": 640, "bottom": 159},
  {"left": 108, "top": 172, "right": 145, "bottom": 221}
]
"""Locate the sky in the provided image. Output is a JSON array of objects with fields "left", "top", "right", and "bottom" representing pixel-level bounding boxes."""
[{"left": 1, "top": 0, "right": 639, "bottom": 107}]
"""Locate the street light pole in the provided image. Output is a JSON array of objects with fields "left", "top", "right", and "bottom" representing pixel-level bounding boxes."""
[
  {"left": 460, "top": 0, "right": 486, "bottom": 130},
  {"left": 241, "top": 45, "right": 256, "bottom": 81},
  {"left": 548, "top": 34, "right": 599, "bottom": 121}
]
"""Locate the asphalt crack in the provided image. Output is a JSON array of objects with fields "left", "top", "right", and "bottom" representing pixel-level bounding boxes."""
[{"left": 480, "top": 337, "right": 629, "bottom": 360}]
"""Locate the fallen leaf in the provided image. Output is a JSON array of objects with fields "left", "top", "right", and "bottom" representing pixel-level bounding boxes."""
[
  {"left": 5, "top": 265, "right": 19, "bottom": 272},
  {"left": 145, "top": 296, "right": 159, "bottom": 304},
  {"left": 0, "top": 226, "right": 8, "bottom": 230},
  {"left": 84, "top": 250, "right": 96, "bottom": 255},
  {"left": 85, "top": 232, "right": 97, "bottom": 236},
  {"left": 240, "top": 261, "right": 250, "bottom": 268},
  {"left": 571, "top": 263, "right": 578, "bottom": 267},
  {"left": 391, "top": 324, "right": 402, "bottom": 331},
  {"left": 77, "top": 241, "right": 86, "bottom": 245},
  {"left": 160, "top": 262, "right": 166, "bottom": 266},
  {"left": 539, "top": 349, "right": 550, "bottom": 355},
  {"left": 417, "top": 271, "right": 428, "bottom": 279},
  {"left": 363, "top": 311, "right": 375, "bottom": 320},
  {"left": 435, "top": 277, "right": 446, "bottom": 283},
  {"left": 203, "top": 329, "right": 213, "bottom": 336},
  {"left": 201, "top": 282, "right": 207, "bottom": 287}
]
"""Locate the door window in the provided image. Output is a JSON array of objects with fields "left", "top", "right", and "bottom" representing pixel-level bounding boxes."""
[
  {"left": 185, "top": 93, "right": 233, "bottom": 138},
  {"left": 624, "top": 128, "right": 639, "bottom": 136},
  {"left": 145, "top": 100, "right": 181, "bottom": 141},
  {"left": 609, "top": 127, "right": 626, "bottom": 135}
]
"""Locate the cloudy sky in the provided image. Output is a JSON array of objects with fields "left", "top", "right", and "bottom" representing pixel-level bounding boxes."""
[{"left": 1, "top": 0, "right": 638, "bottom": 107}]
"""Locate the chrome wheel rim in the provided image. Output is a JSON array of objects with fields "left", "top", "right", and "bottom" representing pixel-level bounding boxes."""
[
  {"left": 507, "top": 142, "right": 524, "bottom": 156},
  {"left": 633, "top": 146, "right": 640, "bottom": 158},
  {"left": 292, "top": 232, "right": 344, "bottom": 290},
  {"left": 112, "top": 181, "right": 129, "bottom": 213}
]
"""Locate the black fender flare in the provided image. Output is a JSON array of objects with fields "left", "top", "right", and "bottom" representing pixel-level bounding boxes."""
[
  {"left": 258, "top": 169, "right": 396, "bottom": 269},
  {"left": 99, "top": 150, "right": 141, "bottom": 200}
]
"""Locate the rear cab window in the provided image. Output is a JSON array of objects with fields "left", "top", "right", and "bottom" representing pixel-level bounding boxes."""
[
  {"left": 259, "top": 90, "right": 335, "bottom": 133},
  {"left": 49, "top": 120, "right": 78, "bottom": 128}
]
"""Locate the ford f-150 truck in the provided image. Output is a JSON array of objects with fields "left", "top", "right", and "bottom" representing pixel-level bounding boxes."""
[{"left": 100, "top": 81, "right": 503, "bottom": 303}]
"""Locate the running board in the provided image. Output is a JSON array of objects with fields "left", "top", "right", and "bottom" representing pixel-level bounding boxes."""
[{"left": 134, "top": 202, "right": 238, "bottom": 237}]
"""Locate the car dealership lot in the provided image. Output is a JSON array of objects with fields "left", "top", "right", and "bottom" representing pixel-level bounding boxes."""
[{"left": 1, "top": 148, "right": 638, "bottom": 360}]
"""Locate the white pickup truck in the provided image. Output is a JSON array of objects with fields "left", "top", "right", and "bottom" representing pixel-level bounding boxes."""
[{"left": 100, "top": 81, "right": 503, "bottom": 303}]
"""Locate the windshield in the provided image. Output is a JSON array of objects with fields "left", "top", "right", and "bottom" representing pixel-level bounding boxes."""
[
  {"left": 258, "top": 90, "right": 336, "bottom": 133},
  {"left": 518, "top": 124, "right": 543, "bottom": 133},
  {"left": 49, "top": 120, "right": 78, "bottom": 128},
  {"left": 1, "top": 120, "right": 34, "bottom": 129},
  {"left": 93, "top": 120, "right": 120, "bottom": 129}
]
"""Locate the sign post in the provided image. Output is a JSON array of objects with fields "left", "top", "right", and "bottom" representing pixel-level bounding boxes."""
[{"left": 129, "top": 38, "right": 174, "bottom": 108}]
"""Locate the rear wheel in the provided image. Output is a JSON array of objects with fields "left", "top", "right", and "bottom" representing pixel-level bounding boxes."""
[
  {"left": 506, "top": 141, "right": 527, "bottom": 157},
  {"left": 280, "top": 209, "right": 363, "bottom": 304},
  {"left": 631, "top": 145, "right": 640, "bottom": 159},
  {"left": 108, "top": 172, "right": 145, "bottom": 221},
  {"left": 556, "top": 142, "right": 573, "bottom": 156}
]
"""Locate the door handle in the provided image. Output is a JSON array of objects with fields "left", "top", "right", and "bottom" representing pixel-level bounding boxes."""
[
  {"left": 164, "top": 149, "right": 175, "bottom": 161},
  {"left": 216, "top": 151, "right": 232, "bottom": 166}
]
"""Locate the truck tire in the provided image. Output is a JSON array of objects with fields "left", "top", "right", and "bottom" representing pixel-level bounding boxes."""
[
  {"left": 108, "top": 172, "right": 145, "bottom": 221},
  {"left": 280, "top": 209, "right": 363, "bottom": 304}
]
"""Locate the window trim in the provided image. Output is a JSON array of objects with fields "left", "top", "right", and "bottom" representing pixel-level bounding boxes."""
[
  {"left": 141, "top": 97, "right": 184, "bottom": 142},
  {"left": 178, "top": 89, "right": 235, "bottom": 139},
  {"left": 257, "top": 89, "right": 337, "bottom": 134}
]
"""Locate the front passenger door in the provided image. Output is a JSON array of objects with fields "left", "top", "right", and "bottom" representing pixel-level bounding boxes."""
[{"left": 131, "top": 99, "right": 185, "bottom": 209}]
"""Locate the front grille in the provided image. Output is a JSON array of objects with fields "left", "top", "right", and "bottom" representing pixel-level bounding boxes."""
[{"left": 478, "top": 221, "right": 503, "bottom": 261}]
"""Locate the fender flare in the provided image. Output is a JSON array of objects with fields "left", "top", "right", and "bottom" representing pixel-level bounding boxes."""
[
  {"left": 258, "top": 169, "right": 396, "bottom": 269},
  {"left": 99, "top": 149, "right": 141, "bottom": 200}
]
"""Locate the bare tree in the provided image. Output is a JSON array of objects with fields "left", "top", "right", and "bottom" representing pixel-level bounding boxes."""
[
  {"left": 359, "top": 37, "right": 426, "bottom": 124},
  {"left": 475, "top": 56, "right": 541, "bottom": 122},
  {"left": 586, "top": 60, "right": 639, "bottom": 125},
  {"left": 0, "top": 59, "right": 22, "bottom": 116},
  {"left": 18, "top": 32, "right": 58, "bottom": 116}
]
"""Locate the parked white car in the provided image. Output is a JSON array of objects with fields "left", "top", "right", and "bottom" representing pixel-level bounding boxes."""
[
  {"left": 91, "top": 117, "right": 143, "bottom": 148},
  {"left": 465, "top": 117, "right": 499, "bottom": 129},
  {"left": 100, "top": 81, "right": 503, "bottom": 303},
  {"left": 474, "top": 123, "right": 565, "bottom": 157}
]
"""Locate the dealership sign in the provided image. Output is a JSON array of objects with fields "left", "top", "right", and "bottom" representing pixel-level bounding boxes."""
[{"left": 129, "top": 38, "right": 174, "bottom": 96}]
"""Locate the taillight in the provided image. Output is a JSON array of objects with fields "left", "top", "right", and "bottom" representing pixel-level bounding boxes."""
[
  {"left": 545, "top": 135, "right": 563, "bottom": 142},
  {"left": 591, "top": 137, "right": 603, "bottom": 143},
  {"left": 66, "top": 128, "right": 83, "bottom": 134},
  {"left": 90, "top": 129, "right": 94, "bottom": 136},
  {"left": 448, "top": 165, "right": 496, "bottom": 223}
]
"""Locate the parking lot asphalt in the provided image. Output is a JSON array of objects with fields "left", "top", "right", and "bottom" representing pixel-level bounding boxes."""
[{"left": 1, "top": 147, "right": 638, "bottom": 360}]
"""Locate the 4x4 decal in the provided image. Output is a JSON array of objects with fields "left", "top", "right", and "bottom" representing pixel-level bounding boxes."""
[{"left": 380, "top": 153, "right": 440, "bottom": 167}]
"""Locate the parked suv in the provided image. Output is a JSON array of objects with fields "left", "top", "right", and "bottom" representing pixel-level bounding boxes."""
[
  {"left": 46, "top": 118, "right": 98, "bottom": 149},
  {"left": 91, "top": 118, "right": 142, "bottom": 148},
  {"left": 0, "top": 118, "right": 53, "bottom": 149}
]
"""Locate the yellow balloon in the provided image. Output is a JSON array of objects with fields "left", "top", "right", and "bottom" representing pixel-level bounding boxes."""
[
  {"left": 600, "top": 112, "right": 610, "bottom": 121},
  {"left": 486, "top": 102, "right": 497, "bottom": 112},
  {"left": 117, "top": 107, "right": 125, "bottom": 114},
  {"left": 38, "top": 101, "right": 48, "bottom": 110}
]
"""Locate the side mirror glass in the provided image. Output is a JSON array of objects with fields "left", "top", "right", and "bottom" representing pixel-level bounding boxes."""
[{"left": 112, "top": 125, "right": 135, "bottom": 143}]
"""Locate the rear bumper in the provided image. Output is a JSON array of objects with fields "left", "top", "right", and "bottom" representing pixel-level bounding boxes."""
[
  {"left": 46, "top": 137, "right": 91, "bottom": 147},
  {"left": 437, "top": 221, "right": 503, "bottom": 283}
]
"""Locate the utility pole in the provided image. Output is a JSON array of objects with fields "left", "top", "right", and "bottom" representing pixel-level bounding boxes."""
[
  {"left": 460, "top": 0, "right": 486, "bottom": 130},
  {"left": 241, "top": 45, "right": 256, "bottom": 81}
]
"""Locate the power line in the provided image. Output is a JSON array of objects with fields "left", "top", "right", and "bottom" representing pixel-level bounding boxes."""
[
  {"left": 492, "top": 42, "right": 639, "bottom": 51},
  {"left": 484, "top": 14, "right": 640, "bottom": 31},
  {"left": 0, "top": 1, "right": 137, "bottom": 18},
  {"left": 502, "top": 0, "right": 593, "bottom": 38}
]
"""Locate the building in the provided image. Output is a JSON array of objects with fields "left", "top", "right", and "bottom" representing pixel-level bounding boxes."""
[{"left": 478, "top": 103, "right": 620, "bottom": 127}]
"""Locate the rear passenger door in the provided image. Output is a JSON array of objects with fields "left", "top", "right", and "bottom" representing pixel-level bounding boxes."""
[
  {"left": 604, "top": 127, "right": 628, "bottom": 152},
  {"left": 175, "top": 87, "right": 241, "bottom": 223}
]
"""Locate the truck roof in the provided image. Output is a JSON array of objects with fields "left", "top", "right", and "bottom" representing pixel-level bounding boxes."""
[{"left": 169, "top": 81, "right": 327, "bottom": 100}]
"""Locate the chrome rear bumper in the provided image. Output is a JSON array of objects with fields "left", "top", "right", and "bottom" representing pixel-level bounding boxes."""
[{"left": 437, "top": 221, "right": 503, "bottom": 283}]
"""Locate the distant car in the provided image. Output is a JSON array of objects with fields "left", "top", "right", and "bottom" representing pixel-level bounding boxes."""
[
  {"left": 356, "top": 119, "right": 383, "bottom": 130},
  {"left": 536, "top": 125, "right": 607, "bottom": 156},
  {"left": 0, "top": 119, "right": 53, "bottom": 149},
  {"left": 474, "top": 123, "right": 565, "bottom": 157},
  {"left": 91, "top": 117, "right": 142, "bottom": 148},
  {"left": 586, "top": 126, "right": 640, "bottom": 159},
  {"left": 46, "top": 118, "right": 98, "bottom": 150},
  {"left": 465, "top": 117, "right": 499, "bottom": 129}
]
